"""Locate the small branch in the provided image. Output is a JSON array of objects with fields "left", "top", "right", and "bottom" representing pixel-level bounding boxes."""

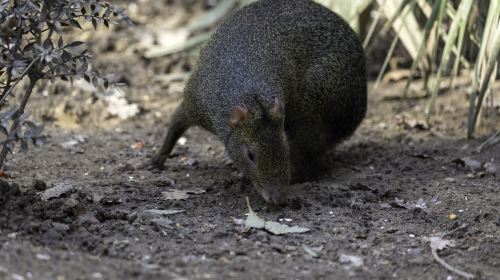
[
  {"left": 442, "top": 223, "right": 469, "bottom": 238},
  {"left": 0, "top": 57, "right": 39, "bottom": 106},
  {"left": 431, "top": 249, "right": 475, "bottom": 279},
  {"left": 475, "top": 131, "right": 500, "bottom": 153},
  {"left": 427, "top": 224, "right": 475, "bottom": 280},
  {"left": 42, "top": 72, "right": 80, "bottom": 80},
  {"left": 69, "top": 14, "right": 117, "bottom": 23},
  {"left": 46, "top": 28, "right": 54, "bottom": 42},
  {"left": 0, "top": 76, "right": 38, "bottom": 168},
  {"left": 44, "top": 54, "right": 88, "bottom": 73}
]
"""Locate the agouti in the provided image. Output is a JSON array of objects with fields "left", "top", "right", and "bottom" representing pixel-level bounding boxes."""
[{"left": 145, "top": 0, "right": 367, "bottom": 205}]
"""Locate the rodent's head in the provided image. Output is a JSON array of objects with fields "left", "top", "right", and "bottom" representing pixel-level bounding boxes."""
[{"left": 226, "top": 97, "right": 290, "bottom": 205}]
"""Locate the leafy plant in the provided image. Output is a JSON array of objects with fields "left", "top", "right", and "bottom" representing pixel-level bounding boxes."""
[
  {"left": 362, "top": 0, "right": 499, "bottom": 138},
  {"left": 0, "top": 0, "right": 132, "bottom": 168}
]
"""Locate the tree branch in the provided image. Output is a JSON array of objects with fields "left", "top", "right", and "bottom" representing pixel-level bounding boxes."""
[
  {"left": 0, "top": 57, "right": 39, "bottom": 106},
  {"left": 0, "top": 76, "right": 38, "bottom": 168}
]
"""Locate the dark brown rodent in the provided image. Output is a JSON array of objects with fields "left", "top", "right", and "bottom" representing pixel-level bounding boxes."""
[{"left": 145, "top": 0, "right": 367, "bottom": 205}]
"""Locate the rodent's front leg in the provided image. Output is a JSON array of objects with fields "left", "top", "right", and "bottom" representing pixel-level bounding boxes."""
[{"left": 142, "top": 103, "right": 191, "bottom": 170}]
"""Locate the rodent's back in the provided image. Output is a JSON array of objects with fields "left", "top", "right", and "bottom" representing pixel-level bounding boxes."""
[
  {"left": 186, "top": 0, "right": 365, "bottom": 139},
  {"left": 209, "top": 0, "right": 361, "bottom": 60}
]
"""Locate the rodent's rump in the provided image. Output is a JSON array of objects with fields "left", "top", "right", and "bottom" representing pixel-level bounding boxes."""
[{"left": 145, "top": 0, "right": 367, "bottom": 205}]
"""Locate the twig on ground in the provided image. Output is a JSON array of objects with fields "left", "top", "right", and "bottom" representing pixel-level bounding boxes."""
[
  {"left": 442, "top": 223, "right": 469, "bottom": 237},
  {"left": 475, "top": 131, "right": 500, "bottom": 153},
  {"left": 430, "top": 248, "right": 475, "bottom": 279},
  {"left": 425, "top": 224, "right": 475, "bottom": 279},
  {"left": 153, "top": 72, "right": 191, "bottom": 84}
]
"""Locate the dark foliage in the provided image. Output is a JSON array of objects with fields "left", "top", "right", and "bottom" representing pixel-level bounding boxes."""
[{"left": 0, "top": 0, "right": 131, "bottom": 167}]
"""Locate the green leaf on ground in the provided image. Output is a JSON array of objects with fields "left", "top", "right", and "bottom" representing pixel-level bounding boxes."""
[{"left": 244, "top": 197, "right": 310, "bottom": 235}]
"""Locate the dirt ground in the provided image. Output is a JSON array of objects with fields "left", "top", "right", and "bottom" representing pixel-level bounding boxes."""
[{"left": 0, "top": 1, "right": 499, "bottom": 280}]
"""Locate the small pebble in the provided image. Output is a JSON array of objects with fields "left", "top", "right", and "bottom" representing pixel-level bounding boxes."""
[
  {"left": 0, "top": 265, "right": 7, "bottom": 273},
  {"left": 12, "top": 274, "right": 24, "bottom": 280},
  {"left": 36, "top": 254, "right": 51, "bottom": 260},
  {"left": 33, "top": 179, "right": 47, "bottom": 191}
]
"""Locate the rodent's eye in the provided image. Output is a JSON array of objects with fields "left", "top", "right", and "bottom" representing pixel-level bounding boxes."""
[
  {"left": 247, "top": 149, "right": 255, "bottom": 163},
  {"left": 244, "top": 145, "right": 256, "bottom": 164}
]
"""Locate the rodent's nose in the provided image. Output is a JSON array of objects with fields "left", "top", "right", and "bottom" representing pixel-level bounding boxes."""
[{"left": 265, "top": 188, "right": 287, "bottom": 206}]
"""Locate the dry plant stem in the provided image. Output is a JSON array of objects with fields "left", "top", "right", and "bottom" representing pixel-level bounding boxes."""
[
  {"left": 367, "top": 0, "right": 410, "bottom": 54},
  {"left": 431, "top": 224, "right": 475, "bottom": 279},
  {"left": 475, "top": 131, "right": 500, "bottom": 153},
  {"left": 0, "top": 77, "right": 38, "bottom": 168},
  {"left": 362, "top": 8, "right": 382, "bottom": 49},
  {"left": 442, "top": 223, "right": 468, "bottom": 237},
  {"left": 431, "top": 249, "right": 475, "bottom": 279},
  {"left": 375, "top": 0, "right": 417, "bottom": 89},
  {"left": 403, "top": 0, "right": 443, "bottom": 97},
  {"left": 425, "top": 0, "right": 474, "bottom": 120},
  {"left": 466, "top": 0, "right": 500, "bottom": 138},
  {"left": 374, "top": 35, "right": 399, "bottom": 89},
  {"left": 468, "top": 51, "right": 500, "bottom": 137},
  {"left": 449, "top": 13, "right": 467, "bottom": 89}
]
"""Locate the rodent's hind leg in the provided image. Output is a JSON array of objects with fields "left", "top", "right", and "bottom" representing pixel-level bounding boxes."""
[
  {"left": 142, "top": 103, "right": 191, "bottom": 170},
  {"left": 290, "top": 155, "right": 323, "bottom": 183},
  {"left": 289, "top": 145, "right": 327, "bottom": 183},
  {"left": 287, "top": 122, "right": 330, "bottom": 183}
]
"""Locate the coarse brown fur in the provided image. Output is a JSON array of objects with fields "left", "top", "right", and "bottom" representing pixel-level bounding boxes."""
[{"left": 145, "top": 0, "right": 367, "bottom": 205}]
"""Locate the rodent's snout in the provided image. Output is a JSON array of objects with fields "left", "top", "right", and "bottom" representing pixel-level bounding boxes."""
[{"left": 260, "top": 187, "right": 287, "bottom": 206}]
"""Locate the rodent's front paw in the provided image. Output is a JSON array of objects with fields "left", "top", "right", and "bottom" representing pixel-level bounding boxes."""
[{"left": 138, "top": 157, "right": 166, "bottom": 171}]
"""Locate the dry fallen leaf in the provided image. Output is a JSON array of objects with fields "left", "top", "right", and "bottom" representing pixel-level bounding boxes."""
[
  {"left": 39, "top": 183, "right": 75, "bottom": 201},
  {"left": 484, "top": 162, "right": 498, "bottom": 176},
  {"left": 339, "top": 254, "right": 364, "bottom": 267},
  {"left": 131, "top": 140, "right": 145, "bottom": 150},
  {"left": 424, "top": 236, "right": 475, "bottom": 279},
  {"left": 151, "top": 218, "right": 174, "bottom": 229},
  {"left": 105, "top": 90, "right": 139, "bottom": 120},
  {"left": 427, "top": 236, "right": 455, "bottom": 251},
  {"left": 60, "top": 135, "right": 87, "bottom": 149},
  {"left": 0, "top": 170, "right": 12, "bottom": 178},
  {"left": 54, "top": 103, "right": 80, "bottom": 129},
  {"left": 143, "top": 209, "right": 185, "bottom": 216},
  {"left": 383, "top": 69, "right": 412, "bottom": 82},
  {"left": 451, "top": 157, "right": 483, "bottom": 173},
  {"left": 161, "top": 188, "right": 206, "bottom": 200},
  {"left": 395, "top": 115, "right": 429, "bottom": 130},
  {"left": 302, "top": 245, "right": 321, "bottom": 258},
  {"left": 264, "top": 221, "right": 310, "bottom": 235}
]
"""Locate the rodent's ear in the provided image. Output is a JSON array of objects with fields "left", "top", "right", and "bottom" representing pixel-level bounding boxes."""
[
  {"left": 229, "top": 104, "right": 249, "bottom": 127},
  {"left": 271, "top": 97, "right": 283, "bottom": 119}
]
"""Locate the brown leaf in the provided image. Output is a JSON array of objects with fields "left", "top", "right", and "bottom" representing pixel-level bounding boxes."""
[
  {"left": 131, "top": 141, "right": 145, "bottom": 150},
  {"left": 0, "top": 170, "right": 12, "bottom": 178}
]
